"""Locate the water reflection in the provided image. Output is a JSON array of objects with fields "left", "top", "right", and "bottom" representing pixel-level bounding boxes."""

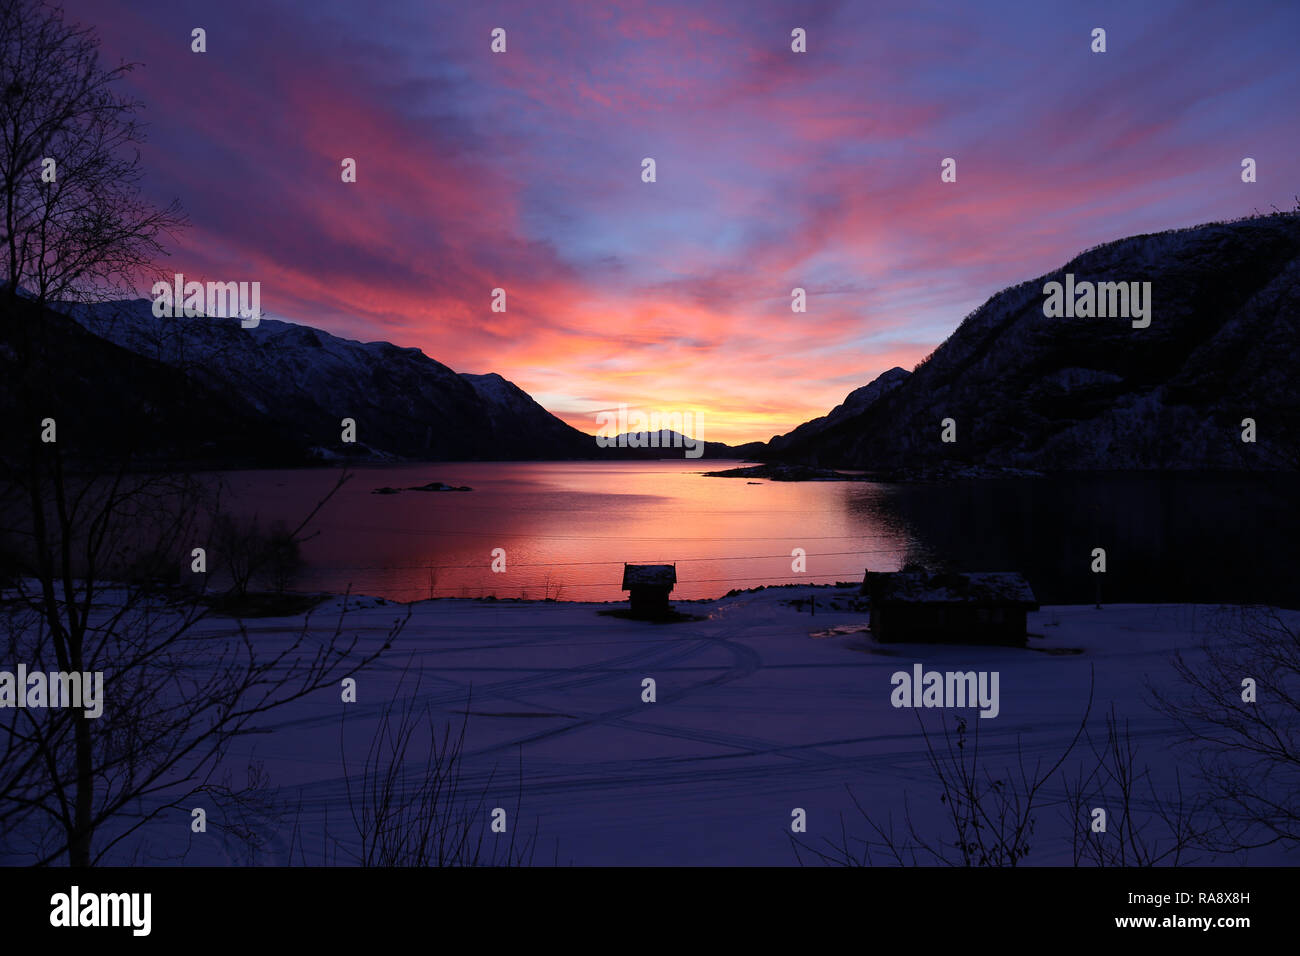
[{"left": 214, "top": 464, "right": 1296, "bottom": 606}]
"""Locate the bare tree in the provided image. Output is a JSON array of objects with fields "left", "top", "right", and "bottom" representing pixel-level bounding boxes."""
[
  {"left": 0, "top": 0, "right": 401, "bottom": 867},
  {"left": 793, "top": 673, "right": 1231, "bottom": 867},
  {"left": 208, "top": 513, "right": 305, "bottom": 600},
  {"left": 0, "top": 460, "right": 408, "bottom": 866},
  {"left": 1150, "top": 604, "right": 1300, "bottom": 852},
  {"left": 1063, "top": 706, "right": 1216, "bottom": 866},
  {"left": 793, "top": 678, "right": 1093, "bottom": 867},
  {"left": 334, "top": 668, "right": 538, "bottom": 867},
  {"left": 0, "top": 0, "right": 184, "bottom": 315}
]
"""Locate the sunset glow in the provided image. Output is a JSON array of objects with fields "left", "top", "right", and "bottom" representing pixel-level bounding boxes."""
[{"left": 67, "top": 0, "right": 1300, "bottom": 444}]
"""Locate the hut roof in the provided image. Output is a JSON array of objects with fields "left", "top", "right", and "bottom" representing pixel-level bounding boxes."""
[
  {"left": 862, "top": 570, "right": 1037, "bottom": 607},
  {"left": 622, "top": 563, "right": 677, "bottom": 589}
]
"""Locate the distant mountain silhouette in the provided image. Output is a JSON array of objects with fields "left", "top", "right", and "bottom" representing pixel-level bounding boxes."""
[
  {"left": 597, "top": 429, "right": 734, "bottom": 459},
  {"left": 0, "top": 297, "right": 304, "bottom": 467},
  {"left": 62, "top": 299, "right": 745, "bottom": 463},
  {"left": 765, "top": 366, "right": 910, "bottom": 456},
  {"left": 766, "top": 213, "right": 1300, "bottom": 474}
]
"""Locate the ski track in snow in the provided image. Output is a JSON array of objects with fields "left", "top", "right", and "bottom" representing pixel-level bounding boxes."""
[{"left": 68, "top": 590, "right": 1300, "bottom": 866}]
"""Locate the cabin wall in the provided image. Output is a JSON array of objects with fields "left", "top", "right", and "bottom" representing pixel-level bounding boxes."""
[
  {"left": 628, "top": 586, "right": 671, "bottom": 616},
  {"left": 871, "top": 604, "right": 1027, "bottom": 644}
]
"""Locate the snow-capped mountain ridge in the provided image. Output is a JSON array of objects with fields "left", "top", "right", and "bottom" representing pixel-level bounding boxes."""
[
  {"left": 66, "top": 299, "right": 595, "bottom": 461},
  {"left": 770, "top": 213, "right": 1300, "bottom": 472}
]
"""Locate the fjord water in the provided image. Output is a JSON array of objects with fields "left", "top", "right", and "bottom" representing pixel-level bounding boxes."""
[
  {"left": 216, "top": 460, "right": 912, "bottom": 603},
  {"left": 214, "top": 461, "right": 1297, "bottom": 606}
]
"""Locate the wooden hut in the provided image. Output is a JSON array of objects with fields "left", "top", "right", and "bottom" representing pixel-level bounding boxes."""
[
  {"left": 622, "top": 563, "right": 677, "bottom": 618},
  {"left": 861, "top": 569, "right": 1038, "bottom": 645}
]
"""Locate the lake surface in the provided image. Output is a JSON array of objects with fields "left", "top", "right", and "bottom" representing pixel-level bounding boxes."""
[{"left": 213, "top": 462, "right": 1299, "bottom": 606}]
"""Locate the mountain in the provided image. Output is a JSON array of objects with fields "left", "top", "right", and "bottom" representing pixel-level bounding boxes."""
[
  {"left": 0, "top": 297, "right": 307, "bottom": 467},
  {"left": 597, "top": 429, "right": 737, "bottom": 459},
  {"left": 764, "top": 366, "right": 910, "bottom": 456},
  {"left": 67, "top": 300, "right": 597, "bottom": 461},
  {"left": 772, "top": 212, "right": 1300, "bottom": 473},
  {"left": 65, "top": 299, "right": 747, "bottom": 462}
]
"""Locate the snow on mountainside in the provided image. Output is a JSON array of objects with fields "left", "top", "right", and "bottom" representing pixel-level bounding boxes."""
[
  {"left": 774, "top": 212, "right": 1300, "bottom": 473},
  {"left": 460, "top": 371, "right": 567, "bottom": 430},
  {"left": 0, "top": 297, "right": 303, "bottom": 467},
  {"left": 66, "top": 300, "right": 594, "bottom": 461},
  {"left": 765, "top": 366, "right": 910, "bottom": 455}
]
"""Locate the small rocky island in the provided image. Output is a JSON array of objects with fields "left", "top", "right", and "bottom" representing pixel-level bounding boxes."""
[
  {"left": 703, "top": 462, "right": 1044, "bottom": 482},
  {"left": 371, "top": 481, "right": 473, "bottom": 494},
  {"left": 701, "top": 463, "right": 866, "bottom": 481}
]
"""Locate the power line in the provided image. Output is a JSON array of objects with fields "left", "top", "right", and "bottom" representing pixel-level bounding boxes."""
[
  {"left": 346, "top": 501, "right": 883, "bottom": 517},
  {"left": 304, "top": 546, "right": 909, "bottom": 573},
  {"left": 291, "top": 573, "right": 866, "bottom": 596},
  {"left": 312, "top": 522, "right": 905, "bottom": 542}
]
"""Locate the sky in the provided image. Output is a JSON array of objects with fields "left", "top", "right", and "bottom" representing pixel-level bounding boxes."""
[{"left": 63, "top": 0, "right": 1300, "bottom": 444}]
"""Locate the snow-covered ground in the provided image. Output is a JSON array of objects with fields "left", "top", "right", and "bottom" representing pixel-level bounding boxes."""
[
  {"left": 88, "top": 585, "right": 1273, "bottom": 867},
  {"left": 9, "top": 585, "right": 1287, "bottom": 866}
]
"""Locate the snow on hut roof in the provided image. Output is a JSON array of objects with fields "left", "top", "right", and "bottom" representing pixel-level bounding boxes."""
[
  {"left": 862, "top": 570, "right": 1037, "bottom": 607},
  {"left": 622, "top": 564, "right": 677, "bottom": 589}
]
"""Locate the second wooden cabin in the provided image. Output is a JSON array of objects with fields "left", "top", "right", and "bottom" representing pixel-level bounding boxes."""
[{"left": 861, "top": 568, "right": 1038, "bottom": 645}]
